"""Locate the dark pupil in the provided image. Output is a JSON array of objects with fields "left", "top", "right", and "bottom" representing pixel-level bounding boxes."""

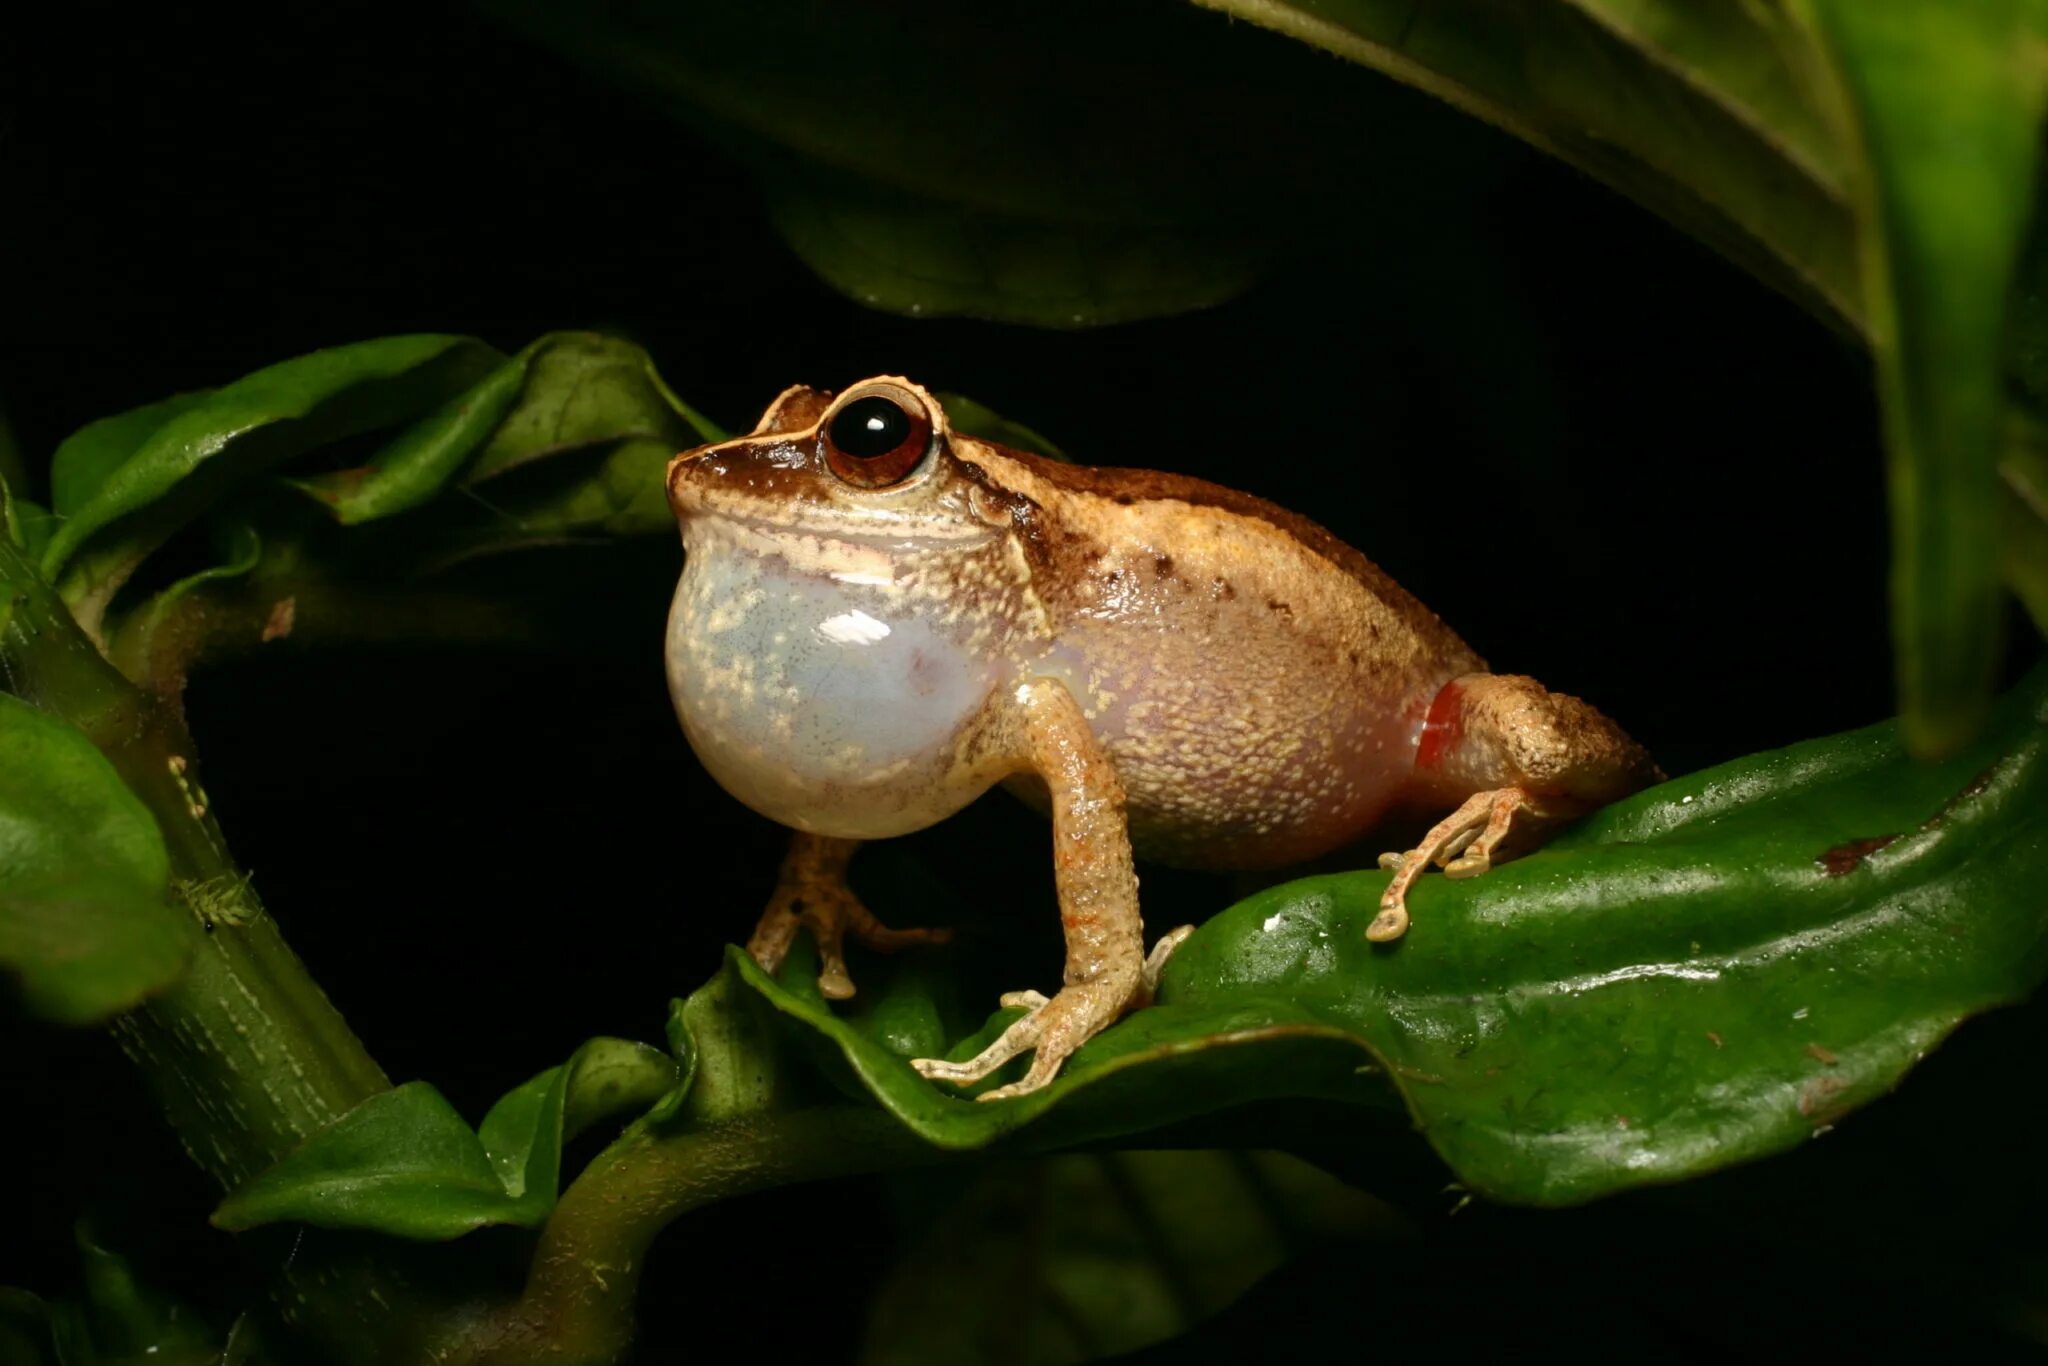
[{"left": 830, "top": 396, "right": 912, "bottom": 459}]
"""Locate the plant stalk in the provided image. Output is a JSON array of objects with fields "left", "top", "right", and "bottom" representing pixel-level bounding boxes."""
[{"left": 446, "top": 1108, "right": 940, "bottom": 1366}]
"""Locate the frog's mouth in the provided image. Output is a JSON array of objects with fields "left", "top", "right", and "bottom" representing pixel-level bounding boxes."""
[
  {"left": 668, "top": 451, "right": 994, "bottom": 552},
  {"left": 680, "top": 502, "right": 993, "bottom": 553}
]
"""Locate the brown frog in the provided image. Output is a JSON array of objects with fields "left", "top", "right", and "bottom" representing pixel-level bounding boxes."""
[{"left": 665, "top": 377, "right": 1657, "bottom": 1100}]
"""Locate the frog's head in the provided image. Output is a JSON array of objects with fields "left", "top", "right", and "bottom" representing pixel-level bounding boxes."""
[{"left": 666, "top": 377, "right": 1002, "bottom": 550}]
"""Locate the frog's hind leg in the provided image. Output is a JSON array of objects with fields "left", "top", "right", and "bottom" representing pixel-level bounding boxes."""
[
  {"left": 748, "top": 833, "right": 952, "bottom": 1000},
  {"left": 911, "top": 679, "right": 1192, "bottom": 1102},
  {"left": 1369, "top": 673, "right": 1660, "bottom": 943}
]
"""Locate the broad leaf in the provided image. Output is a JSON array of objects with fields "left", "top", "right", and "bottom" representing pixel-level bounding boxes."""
[
  {"left": 40, "top": 336, "right": 503, "bottom": 633},
  {"left": 735, "top": 667, "right": 2048, "bottom": 1205},
  {"left": 0, "top": 693, "right": 189, "bottom": 1025},
  {"left": 48, "top": 393, "right": 214, "bottom": 519},
  {"left": 1795, "top": 2, "right": 2048, "bottom": 755},
  {"left": 1195, "top": 0, "right": 1860, "bottom": 334},
  {"left": 286, "top": 331, "right": 719, "bottom": 534},
  {"left": 479, "top": 0, "right": 1468, "bottom": 326},
  {"left": 213, "top": 1038, "right": 676, "bottom": 1239}
]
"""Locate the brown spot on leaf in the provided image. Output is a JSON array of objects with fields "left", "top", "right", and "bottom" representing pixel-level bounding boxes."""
[
  {"left": 1806, "top": 1043, "right": 1839, "bottom": 1066},
  {"left": 1920, "top": 762, "right": 2005, "bottom": 833},
  {"left": 1816, "top": 834, "right": 1898, "bottom": 876},
  {"left": 1706, "top": 1031, "right": 1723, "bottom": 1048},
  {"left": 261, "top": 597, "right": 297, "bottom": 643},
  {"left": 1797, "top": 1072, "right": 1851, "bottom": 1123}
]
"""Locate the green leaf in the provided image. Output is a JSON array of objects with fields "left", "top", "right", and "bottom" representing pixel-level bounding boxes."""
[
  {"left": 480, "top": 0, "right": 1465, "bottom": 327},
  {"left": 210, "top": 1082, "right": 513, "bottom": 1239},
  {"left": 440, "top": 331, "right": 716, "bottom": 553},
  {"left": 41, "top": 336, "right": 503, "bottom": 633},
  {"left": 47, "top": 393, "right": 214, "bottom": 519},
  {"left": 0, "top": 693, "right": 190, "bottom": 1025},
  {"left": 754, "top": 153, "right": 1268, "bottom": 329},
  {"left": 36, "top": 332, "right": 719, "bottom": 686},
  {"left": 2, "top": 495, "right": 56, "bottom": 564},
  {"left": 213, "top": 1038, "right": 676, "bottom": 1239},
  {"left": 2003, "top": 410, "right": 2048, "bottom": 634},
  {"left": 45, "top": 1226, "right": 221, "bottom": 1366},
  {"left": 735, "top": 667, "right": 2048, "bottom": 1205},
  {"left": 1194, "top": 0, "right": 1861, "bottom": 334},
  {"left": 1796, "top": 2, "right": 2048, "bottom": 755},
  {"left": 861, "top": 1151, "right": 1391, "bottom": 1366},
  {"left": 284, "top": 331, "right": 719, "bottom": 530}
]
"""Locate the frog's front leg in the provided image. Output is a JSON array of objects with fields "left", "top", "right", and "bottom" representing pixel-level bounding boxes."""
[
  {"left": 912, "top": 679, "right": 1192, "bottom": 1102},
  {"left": 748, "top": 833, "right": 952, "bottom": 1000},
  {"left": 1369, "top": 673, "right": 1661, "bottom": 943}
]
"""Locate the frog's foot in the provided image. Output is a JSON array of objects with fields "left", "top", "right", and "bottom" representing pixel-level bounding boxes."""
[
  {"left": 912, "top": 924, "right": 1193, "bottom": 1101},
  {"left": 748, "top": 880, "right": 951, "bottom": 1001},
  {"left": 1370, "top": 789, "right": 1536, "bottom": 942},
  {"left": 910, "top": 977, "right": 1128, "bottom": 1101}
]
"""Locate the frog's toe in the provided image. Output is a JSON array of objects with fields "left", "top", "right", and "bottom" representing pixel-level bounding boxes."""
[
  {"left": 744, "top": 904, "right": 804, "bottom": 975},
  {"left": 1366, "top": 900, "right": 1411, "bottom": 942},
  {"left": 1134, "top": 924, "right": 1195, "bottom": 1005},
  {"left": 1443, "top": 850, "right": 1493, "bottom": 879},
  {"left": 911, "top": 1005, "right": 1043, "bottom": 1089}
]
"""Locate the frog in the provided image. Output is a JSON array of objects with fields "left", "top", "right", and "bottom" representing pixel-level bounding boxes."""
[{"left": 664, "top": 376, "right": 1658, "bottom": 1101}]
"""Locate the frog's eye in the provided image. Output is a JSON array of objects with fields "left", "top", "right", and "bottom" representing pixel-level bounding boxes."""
[{"left": 821, "top": 393, "right": 932, "bottom": 489}]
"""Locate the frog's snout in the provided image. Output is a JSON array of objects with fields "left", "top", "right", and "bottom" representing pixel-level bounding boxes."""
[{"left": 665, "top": 443, "right": 718, "bottom": 514}]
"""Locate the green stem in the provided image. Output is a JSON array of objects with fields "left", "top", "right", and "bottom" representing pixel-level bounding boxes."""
[
  {"left": 5, "top": 531, "right": 411, "bottom": 1357},
  {"left": 5, "top": 532, "right": 389, "bottom": 1182},
  {"left": 449, "top": 1108, "right": 940, "bottom": 1366}
]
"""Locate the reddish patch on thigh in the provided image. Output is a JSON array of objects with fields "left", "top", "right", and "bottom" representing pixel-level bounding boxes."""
[{"left": 1413, "top": 679, "right": 1467, "bottom": 772}]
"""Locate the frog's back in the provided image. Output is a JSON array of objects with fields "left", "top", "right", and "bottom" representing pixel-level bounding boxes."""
[{"left": 962, "top": 445, "right": 1483, "bottom": 869}]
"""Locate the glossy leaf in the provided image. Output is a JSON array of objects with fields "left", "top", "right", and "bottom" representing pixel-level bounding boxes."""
[
  {"left": 737, "top": 667, "right": 2048, "bottom": 1205},
  {"left": 213, "top": 1038, "right": 676, "bottom": 1239},
  {"left": 41, "top": 337, "right": 503, "bottom": 634},
  {"left": 1796, "top": 2, "right": 2048, "bottom": 755},
  {"left": 0, "top": 692, "right": 189, "bottom": 1025},
  {"left": 27, "top": 333, "right": 719, "bottom": 689},
  {"left": 861, "top": 1151, "right": 1391, "bottom": 1366},
  {"left": 47, "top": 393, "right": 214, "bottom": 519},
  {"left": 286, "top": 331, "right": 719, "bottom": 533}
]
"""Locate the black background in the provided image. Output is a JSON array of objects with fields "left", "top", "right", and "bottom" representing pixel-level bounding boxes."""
[{"left": 4, "top": 4, "right": 2044, "bottom": 1362}]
